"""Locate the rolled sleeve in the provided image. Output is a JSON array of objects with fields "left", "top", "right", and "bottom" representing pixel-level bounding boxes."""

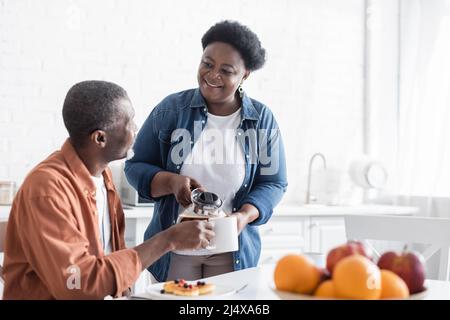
[
  {"left": 124, "top": 161, "right": 164, "bottom": 201},
  {"left": 243, "top": 182, "right": 287, "bottom": 226},
  {"left": 242, "top": 123, "right": 288, "bottom": 226},
  {"left": 106, "top": 249, "right": 142, "bottom": 298}
]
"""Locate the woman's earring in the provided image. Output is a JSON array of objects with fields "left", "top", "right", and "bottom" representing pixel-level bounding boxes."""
[{"left": 238, "top": 83, "right": 244, "bottom": 98}]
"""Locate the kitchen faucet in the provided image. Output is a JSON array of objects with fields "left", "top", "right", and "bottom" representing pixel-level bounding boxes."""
[{"left": 305, "top": 153, "right": 327, "bottom": 204}]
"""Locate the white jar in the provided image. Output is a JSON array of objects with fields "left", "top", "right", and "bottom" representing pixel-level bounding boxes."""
[{"left": 0, "top": 181, "right": 15, "bottom": 205}]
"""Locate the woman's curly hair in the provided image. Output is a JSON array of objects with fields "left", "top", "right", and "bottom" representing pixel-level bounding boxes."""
[{"left": 201, "top": 20, "right": 266, "bottom": 71}]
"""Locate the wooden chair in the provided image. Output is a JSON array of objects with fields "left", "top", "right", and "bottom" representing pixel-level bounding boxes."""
[{"left": 344, "top": 214, "right": 450, "bottom": 281}]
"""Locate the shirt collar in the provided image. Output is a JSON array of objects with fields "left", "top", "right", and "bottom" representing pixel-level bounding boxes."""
[
  {"left": 190, "top": 88, "right": 260, "bottom": 121},
  {"left": 61, "top": 139, "right": 115, "bottom": 194}
]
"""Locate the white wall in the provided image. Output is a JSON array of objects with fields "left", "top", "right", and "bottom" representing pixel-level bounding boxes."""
[{"left": 0, "top": 0, "right": 365, "bottom": 204}]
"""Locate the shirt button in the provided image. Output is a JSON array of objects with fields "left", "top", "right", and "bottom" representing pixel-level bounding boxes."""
[
  {"left": 244, "top": 184, "right": 248, "bottom": 188},
  {"left": 237, "top": 132, "right": 242, "bottom": 136},
  {"left": 235, "top": 260, "right": 240, "bottom": 264},
  {"left": 233, "top": 208, "right": 236, "bottom": 212},
  {"left": 173, "top": 220, "right": 176, "bottom": 224},
  {"left": 176, "top": 165, "right": 180, "bottom": 169},
  {"left": 202, "top": 120, "right": 205, "bottom": 124},
  {"left": 190, "top": 140, "right": 194, "bottom": 144},
  {"left": 203, "top": 108, "right": 207, "bottom": 112},
  {"left": 245, "top": 154, "right": 249, "bottom": 159}
]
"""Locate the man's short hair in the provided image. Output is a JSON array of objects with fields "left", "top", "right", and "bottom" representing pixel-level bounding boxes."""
[{"left": 62, "top": 80, "right": 129, "bottom": 146}]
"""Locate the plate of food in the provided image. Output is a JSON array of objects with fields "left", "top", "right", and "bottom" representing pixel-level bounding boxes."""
[{"left": 132, "top": 279, "right": 237, "bottom": 300}]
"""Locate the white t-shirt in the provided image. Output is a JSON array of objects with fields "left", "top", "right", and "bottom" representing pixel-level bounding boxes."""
[
  {"left": 181, "top": 108, "right": 246, "bottom": 214},
  {"left": 175, "top": 108, "right": 246, "bottom": 256},
  {"left": 91, "top": 175, "right": 112, "bottom": 255}
]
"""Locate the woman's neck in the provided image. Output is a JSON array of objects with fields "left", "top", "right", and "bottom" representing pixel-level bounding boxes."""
[{"left": 207, "top": 96, "right": 241, "bottom": 116}]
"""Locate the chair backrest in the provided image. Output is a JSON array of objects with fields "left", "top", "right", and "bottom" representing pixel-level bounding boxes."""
[
  {"left": 345, "top": 214, "right": 450, "bottom": 281},
  {"left": 0, "top": 221, "right": 7, "bottom": 282}
]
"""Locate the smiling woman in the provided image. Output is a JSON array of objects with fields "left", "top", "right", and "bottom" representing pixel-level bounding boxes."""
[{"left": 124, "top": 20, "right": 288, "bottom": 283}]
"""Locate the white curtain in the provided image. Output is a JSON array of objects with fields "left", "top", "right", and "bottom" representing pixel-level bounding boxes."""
[{"left": 390, "top": 0, "right": 450, "bottom": 217}]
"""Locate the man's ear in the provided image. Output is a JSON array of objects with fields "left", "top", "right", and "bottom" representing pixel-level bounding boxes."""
[{"left": 90, "top": 130, "right": 107, "bottom": 148}]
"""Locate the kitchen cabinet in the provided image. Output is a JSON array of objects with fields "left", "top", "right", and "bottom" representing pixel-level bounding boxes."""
[
  {"left": 259, "top": 216, "right": 309, "bottom": 265},
  {"left": 256, "top": 204, "right": 418, "bottom": 267},
  {"left": 308, "top": 217, "right": 347, "bottom": 254},
  {"left": 258, "top": 216, "right": 346, "bottom": 266}
]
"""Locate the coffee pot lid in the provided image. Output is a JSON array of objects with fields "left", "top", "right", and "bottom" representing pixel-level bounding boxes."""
[{"left": 191, "top": 188, "right": 223, "bottom": 209}]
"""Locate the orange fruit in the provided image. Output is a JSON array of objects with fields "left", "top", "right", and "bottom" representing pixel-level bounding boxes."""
[
  {"left": 314, "top": 280, "right": 335, "bottom": 298},
  {"left": 333, "top": 255, "right": 381, "bottom": 299},
  {"left": 274, "top": 254, "right": 321, "bottom": 294},
  {"left": 380, "top": 270, "right": 409, "bottom": 299}
]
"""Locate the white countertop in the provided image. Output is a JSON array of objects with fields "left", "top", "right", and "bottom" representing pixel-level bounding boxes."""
[
  {"left": 272, "top": 204, "right": 418, "bottom": 216},
  {"left": 129, "top": 264, "right": 450, "bottom": 300},
  {"left": 121, "top": 203, "right": 419, "bottom": 219},
  {"left": 0, "top": 203, "right": 419, "bottom": 221}
]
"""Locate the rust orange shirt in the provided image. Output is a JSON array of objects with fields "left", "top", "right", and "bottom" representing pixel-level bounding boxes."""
[{"left": 3, "top": 140, "right": 142, "bottom": 299}]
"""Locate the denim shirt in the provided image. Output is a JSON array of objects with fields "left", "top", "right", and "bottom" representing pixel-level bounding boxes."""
[{"left": 124, "top": 88, "right": 287, "bottom": 281}]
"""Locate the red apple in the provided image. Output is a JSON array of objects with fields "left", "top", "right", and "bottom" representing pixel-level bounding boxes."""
[
  {"left": 377, "top": 249, "right": 426, "bottom": 294},
  {"left": 318, "top": 268, "right": 331, "bottom": 284},
  {"left": 326, "top": 240, "right": 373, "bottom": 274}
]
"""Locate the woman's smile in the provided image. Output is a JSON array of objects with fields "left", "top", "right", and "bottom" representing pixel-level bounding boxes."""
[{"left": 204, "top": 78, "right": 223, "bottom": 88}]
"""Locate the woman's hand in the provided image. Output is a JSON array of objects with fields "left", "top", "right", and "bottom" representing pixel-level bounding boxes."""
[
  {"left": 233, "top": 212, "right": 251, "bottom": 234},
  {"left": 169, "top": 174, "right": 203, "bottom": 207},
  {"left": 230, "top": 204, "right": 260, "bottom": 234}
]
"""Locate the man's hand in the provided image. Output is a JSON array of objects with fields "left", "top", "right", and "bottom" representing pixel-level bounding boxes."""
[
  {"left": 167, "top": 220, "right": 215, "bottom": 251},
  {"left": 169, "top": 175, "right": 202, "bottom": 207},
  {"left": 121, "top": 288, "right": 131, "bottom": 297},
  {"left": 133, "top": 220, "right": 214, "bottom": 271}
]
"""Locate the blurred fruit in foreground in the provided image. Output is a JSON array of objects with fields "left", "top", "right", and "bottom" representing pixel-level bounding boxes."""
[
  {"left": 380, "top": 270, "right": 410, "bottom": 299},
  {"left": 318, "top": 268, "right": 331, "bottom": 283},
  {"left": 274, "top": 254, "right": 321, "bottom": 294},
  {"left": 314, "top": 280, "right": 335, "bottom": 298},
  {"left": 326, "top": 240, "right": 372, "bottom": 274},
  {"left": 334, "top": 255, "right": 381, "bottom": 299},
  {"left": 377, "top": 248, "right": 426, "bottom": 294}
]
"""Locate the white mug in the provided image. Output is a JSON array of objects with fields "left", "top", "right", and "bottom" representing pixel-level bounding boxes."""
[{"left": 206, "top": 216, "right": 239, "bottom": 253}]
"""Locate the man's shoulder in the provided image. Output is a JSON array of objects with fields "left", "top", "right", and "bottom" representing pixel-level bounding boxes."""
[{"left": 20, "top": 151, "right": 74, "bottom": 198}]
